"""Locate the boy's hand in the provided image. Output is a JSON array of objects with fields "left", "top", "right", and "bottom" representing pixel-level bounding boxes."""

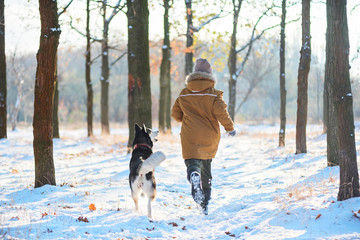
[{"left": 227, "top": 130, "right": 236, "bottom": 136}]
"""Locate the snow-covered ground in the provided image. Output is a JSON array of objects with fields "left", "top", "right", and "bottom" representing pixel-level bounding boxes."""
[{"left": 1, "top": 124, "right": 360, "bottom": 240}]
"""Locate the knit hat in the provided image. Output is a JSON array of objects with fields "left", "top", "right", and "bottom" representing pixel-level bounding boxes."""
[{"left": 194, "top": 58, "right": 212, "bottom": 74}]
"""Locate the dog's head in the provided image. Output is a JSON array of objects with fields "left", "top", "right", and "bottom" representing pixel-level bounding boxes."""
[{"left": 133, "top": 123, "right": 158, "bottom": 149}]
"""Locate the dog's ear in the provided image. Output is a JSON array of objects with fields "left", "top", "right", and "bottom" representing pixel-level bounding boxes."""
[
  {"left": 135, "top": 123, "right": 141, "bottom": 133},
  {"left": 142, "top": 123, "right": 147, "bottom": 133}
]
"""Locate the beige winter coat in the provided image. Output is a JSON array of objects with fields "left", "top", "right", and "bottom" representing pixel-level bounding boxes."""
[{"left": 171, "top": 72, "right": 234, "bottom": 160}]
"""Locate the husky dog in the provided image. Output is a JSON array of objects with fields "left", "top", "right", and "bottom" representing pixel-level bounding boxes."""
[{"left": 129, "top": 124, "right": 166, "bottom": 218}]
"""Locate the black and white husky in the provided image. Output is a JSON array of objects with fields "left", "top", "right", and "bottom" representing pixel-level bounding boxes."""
[{"left": 129, "top": 124, "right": 166, "bottom": 218}]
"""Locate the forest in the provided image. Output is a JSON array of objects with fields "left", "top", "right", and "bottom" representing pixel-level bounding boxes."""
[{"left": 1, "top": 0, "right": 360, "bottom": 239}]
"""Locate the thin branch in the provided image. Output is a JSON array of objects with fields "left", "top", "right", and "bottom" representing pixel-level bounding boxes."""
[
  {"left": 69, "top": 17, "right": 103, "bottom": 42},
  {"left": 351, "top": 4, "right": 360, "bottom": 14},
  {"left": 191, "top": 0, "right": 228, "bottom": 32},
  {"left": 235, "top": 17, "right": 299, "bottom": 76},
  {"left": 110, "top": 52, "right": 127, "bottom": 68},
  {"left": 58, "top": 0, "right": 74, "bottom": 17},
  {"left": 90, "top": 53, "right": 102, "bottom": 64},
  {"left": 106, "top": 0, "right": 124, "bottom": 23}
]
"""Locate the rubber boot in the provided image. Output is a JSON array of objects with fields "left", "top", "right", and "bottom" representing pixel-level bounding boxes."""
[
  {"left": 190, "top": 171, "right": 205, "bottom": 204},
  {"left": 201, "top": 188, "right": 211, "bottom": 215}
]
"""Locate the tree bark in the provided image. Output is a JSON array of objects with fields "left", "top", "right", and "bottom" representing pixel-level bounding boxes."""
[
  {"left": 85, "top": 0, "right": 93, "bottom": 137},
  {"left": 325, "top": 0, "right": 339, "bottom": 167},
  {"left": 0, "top": 0, "right": 6, "bottom": 139},
  {"left": 325, "top": 0, "right": 360, "bottom": 201},
  {"left": 52, "top": 62, "right": 60, "bottom": 138},
  {"left": 279, "top": 0, "right": 286, "bottom": 147},
  {"left": 296, "top": 0, "right": 311, "bottom": 154},
  {"left": 100, "top": 1, "right": 110, "bottom": 135},
  {"left": 228, "top": 0, "right": 242, "bottom": 120},
  {"left": 159, "top": 0, "right": 171, "bottom": 134},
  {"left": 127, "top": 0, "right": 152, "bottom": 149},
  {"left": 185, "top": 0, "right": 194, "bottom": 76},
  {"left": 33, "top": 0, "right": 60, "bottom": 188}
]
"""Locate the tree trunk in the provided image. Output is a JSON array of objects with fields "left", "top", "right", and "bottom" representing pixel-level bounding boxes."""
[
  {"left": 33, "top": 0, "right": 60, "bottom": 188},
  {"left": 279, "top": 0, "right": 286, "bottom": 147},
  {"left": 52, "top": 62, "right": 60, "bottom": 138},
  {"left": 185, "top": 0, "right": 193, "bottom": 76},
  {"left": 127, "top": 0, "right": 152, "bottom": 149},
  {"left": 325, "top": 0, "right": 339, "bottom": 167},
  {"left": 100, "top": 2, "right": 110, "bottom": 135},
  {"left": 10, "top": 92, "right": 21, "bottom": 131},
  {"left": 0, "top": 0, "right": 6, "bottom": 139},
  {"left": 325, "top": 0, "right": 360, "bottom": 201},
  {"left": 323, "top": 77, "right": 328, "bottom": 133},
  {"left": 85, "top": 0, "right": 93, "bottom": 137},
  {"left": 296, "top": 0, "right": 311, "bottom": 154},
  {"left": 228, "top": 0, "right": 242, "bottom": 121},
  {"left": 159, "top": 0, "right": 171, "bottom": 134}
]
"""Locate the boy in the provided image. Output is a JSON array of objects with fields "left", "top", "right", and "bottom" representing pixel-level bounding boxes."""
[{"left": 171, "top": 58, "right": 235, "bottom": 215}]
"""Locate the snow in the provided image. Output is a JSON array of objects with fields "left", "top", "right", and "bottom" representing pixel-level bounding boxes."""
[{"left": 1, "top": 124, "right": 360, "bottom": 239}]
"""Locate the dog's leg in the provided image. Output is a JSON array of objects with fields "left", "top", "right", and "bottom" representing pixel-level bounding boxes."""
[
  {"left": 131, "top": 190, "right": 140, "bottom": 212},
  {"left": 147, "top": 196, "right": 154, "bottom": 218}
]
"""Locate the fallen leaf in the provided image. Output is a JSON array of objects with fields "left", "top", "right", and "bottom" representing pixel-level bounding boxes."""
[
  {"left": 180, "top": 217, "right": 185, "bottom": 221},
  {"left": 225, "top": 231, "right": 236, "bottom": 237},
  {"left": 182, "top": 226, "right": 186, "bottom": 230},
  {"left": 42, "top": 212, "right": 48, "bottom": 218},
  {"left": 89, "top": 203, "right": 96, "bottom": 211},
  {"left": 11, "top": 169, "right": 19, "bottom": 174},
  {"left": 245, "top": 226, "right": 249, "bottom": 229},
  {"left": 10, "top": 216, "right": 19, "bottom": 221},
  {"left": 316, "top": 214, "right": 321, "bottom": 220},
  {"left": 77, "top": 216, "right": 89, "bottom": 223},
  {"left": 168, "top": 222, "right": 178, "bottom": 227}
]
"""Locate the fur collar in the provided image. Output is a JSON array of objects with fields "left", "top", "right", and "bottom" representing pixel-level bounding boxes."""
[{"left": 186, "top": 72, "right": 216, "bottom": 84}]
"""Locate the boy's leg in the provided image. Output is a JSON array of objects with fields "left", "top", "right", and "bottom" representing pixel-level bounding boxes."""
[
  {"left": 200, "top": 159, "right": 212, "bottom": 215},
  {"left": 185, "top": 159, "right": 204, "bottom": 204},
  {"left": 200, "top": 159, "right": 212, "bottom": 189},
  {"left": 185, "top": 159, "right": 201, "bottom": 182}
]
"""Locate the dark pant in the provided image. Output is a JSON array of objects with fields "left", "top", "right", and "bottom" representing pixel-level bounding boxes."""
[{"left": 184, "top": 159, "right": 212, "bottom": 189}]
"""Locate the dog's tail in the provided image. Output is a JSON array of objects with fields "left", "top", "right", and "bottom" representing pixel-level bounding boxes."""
[{"left": 140, "top": 151, "right": 166, "bottom": 174}]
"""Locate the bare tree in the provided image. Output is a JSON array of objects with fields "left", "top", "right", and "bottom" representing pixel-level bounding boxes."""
[
  {"left": 234, "top": 44, "right": 277, "bottom": 114},
  {"left": 33, "top": 0, "right": 61, "bottom": 188},
  {"left": 325, "top": 0, "right": 359, "bottom": 200},
  {"left": 127, "top": 0, "right": 152, "bottom": 149},
  {"left": 279, "top": 0, "right": 286, "bottom": 147},
  {"left": 0, "top": 0, "right": 6, "bottom": 139},
  {"left": 159, "top": 0, "right": 172, "bottom": 134},
  {"left": 99, "top": 0, "right": 123, "bottom": 135},
  {"left": 85, "top": 0, "right": 93, "bottom": 137},
  {"left": 184, "top": 0, "right": 225, "bottom": 76},
  {"left": 53, "top": 0, "right": 74, "bottom": 139},
  {"left": 228, "top": 3, "right": 297, "bottom": 120},
  {"left": 228, "top": 0, "right": 243, "bottom": 121},
  {"left": 295, "top": 0, "right": 311, "bottom": 154}
]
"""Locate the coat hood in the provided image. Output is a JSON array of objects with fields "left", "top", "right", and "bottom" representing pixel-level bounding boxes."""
[{"left": 186, "top": 72, "right": 216, "bottom": 92}]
